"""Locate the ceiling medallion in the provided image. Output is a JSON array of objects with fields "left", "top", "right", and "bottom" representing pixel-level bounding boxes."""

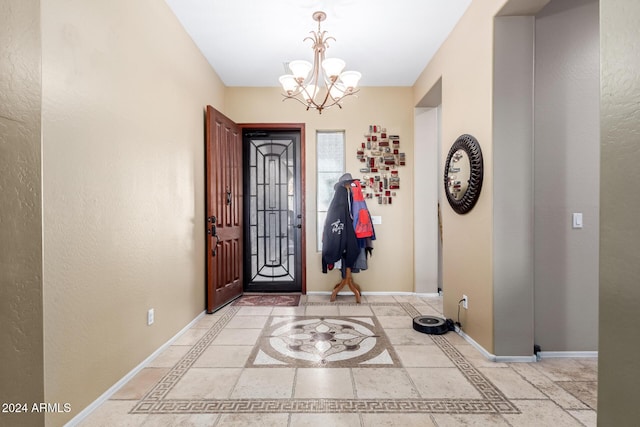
[{"left": 279, "top": 11, "right": 362, "bottom": 114}]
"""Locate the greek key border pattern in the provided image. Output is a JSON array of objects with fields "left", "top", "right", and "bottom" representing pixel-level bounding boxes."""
[
  {"left": 138, "top": 306, "right": 239, "bottom": 402},
  {"left": 401, "top": 303, "right": 518, "bottom": 412},
  {"left": 133, "top": 398, "right": 511, "bottom": 414}
]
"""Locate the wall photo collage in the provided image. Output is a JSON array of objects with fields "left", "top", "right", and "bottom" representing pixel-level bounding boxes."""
[{"left": 356, "top": 124, "right": 405, "bottom": 205}]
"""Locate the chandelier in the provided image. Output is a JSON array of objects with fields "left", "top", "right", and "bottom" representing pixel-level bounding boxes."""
[{"left": 279, "top": 11, "right": 361, "bottom": 114}]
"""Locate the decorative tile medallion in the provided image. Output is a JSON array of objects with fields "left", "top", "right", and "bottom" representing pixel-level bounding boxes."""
[{"left": 247, "top": 316, "right": 400, "bottom": 368}]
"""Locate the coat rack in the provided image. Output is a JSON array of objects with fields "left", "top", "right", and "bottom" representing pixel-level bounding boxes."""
[{"left": 330, "top": 267, "right": 361, "bottom": 303}]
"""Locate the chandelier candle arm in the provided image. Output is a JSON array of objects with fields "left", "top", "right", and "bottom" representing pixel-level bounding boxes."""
[
  {"left": 279, "top": 11, "right": 361, "bottom": 114},
  {"left": 301, "top": 84, "right": 317, "bottom": 103}
]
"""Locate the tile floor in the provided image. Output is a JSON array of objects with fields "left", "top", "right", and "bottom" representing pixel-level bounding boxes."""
[{"left": 79, "top": 295, "right": 597, "bottom": 426}]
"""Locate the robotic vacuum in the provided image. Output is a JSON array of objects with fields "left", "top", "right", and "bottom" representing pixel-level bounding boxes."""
[{"left": 412, "top": 316, "right": 455, "bottom": 335}]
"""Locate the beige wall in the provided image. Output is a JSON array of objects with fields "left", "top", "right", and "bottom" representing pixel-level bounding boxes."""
[
  {"left": 40, "top": 0, "right": 225, "bottom": 424},
  {"left": 413, "top": 0, "right": 503, "bottom": 352},
  {"left": 413, "top": 0, "right": 549, "bottom": 354},
  {"left": 415, "top": 0, "right": 599, "bottom": 360},
  {"left": 0, "top": 1, "right": 45, "bottom": 426},
  {"left": 599, "top": 0, "right": 640, "bottom": 423},
  {"left": 225, "top": 87, "right": 415, "bottom": 293}
]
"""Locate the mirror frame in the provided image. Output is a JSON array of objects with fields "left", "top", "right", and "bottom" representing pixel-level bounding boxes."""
[{"left": 444, "top": 134, "right": 483, "bottom": 215}]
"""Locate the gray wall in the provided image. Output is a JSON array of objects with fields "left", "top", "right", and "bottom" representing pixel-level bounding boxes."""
[
  {"left": 0, "top": 1, "right": 45, "bottom": 426},
  {"left": 599, "top": 0, "right": 640, "bottom": 423},
  {"left": 534, "top": 0, "right": 600, "bottom": 352},
  {"left": 493, "top": 16, "right": 535, "bottom": 357}
]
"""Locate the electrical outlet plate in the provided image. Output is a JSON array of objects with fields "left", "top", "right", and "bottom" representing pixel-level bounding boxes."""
[
  {"left": 147, "top": 308, "right": 154, "bottom": 325},
  {"left": 462, "top": 295, "right": 468, "bottom": 310}
]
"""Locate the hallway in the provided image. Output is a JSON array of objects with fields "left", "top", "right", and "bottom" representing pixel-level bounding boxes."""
[{"left": 79, "top": 295, "right": 597, "bottom": 426}]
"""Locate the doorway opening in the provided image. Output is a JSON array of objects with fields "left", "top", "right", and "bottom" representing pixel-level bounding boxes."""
[{"left": 242, "top": 126, "right": 306, "bottom": 293}]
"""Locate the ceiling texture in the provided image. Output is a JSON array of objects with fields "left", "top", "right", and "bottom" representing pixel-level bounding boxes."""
[{"left": 164, "top": 0, "right": 472, "bottom": 87}]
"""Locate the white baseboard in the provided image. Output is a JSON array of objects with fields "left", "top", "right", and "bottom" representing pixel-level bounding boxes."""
[
  {"left": 455, "top": 328, "right": 598, "bottom": 362},
  {"left": 539, "top": 351, "right": 598, "bottom": 359},
  {"left": 494, "top": 354, "right": 538, "bottom": 363},
  {"left": 306, "top": 291, "right": 437, "bottom": 296},
  {"left": 456, "top": 327, "right": 537, "bottom": 363},
  {"left": 414, "top": 292, "right": 441, "bottom": 298},
  {"left": 65, "top": 311, "right": 206, "bottom": 427}
]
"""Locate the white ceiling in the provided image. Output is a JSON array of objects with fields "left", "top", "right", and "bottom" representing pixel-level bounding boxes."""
[{"left": 164, "top": 0, "right": 471, "bottom": 87}]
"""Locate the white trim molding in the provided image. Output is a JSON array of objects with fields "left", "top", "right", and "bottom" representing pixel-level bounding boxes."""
[
  {"left": 456, "top": 328, "right": 598, "bottom": 362},
  {"left": 538, "top": 351, "right": 598, "bottom": 359},
  {"left": 306, "top": 291, "right": 440, "bottom": 297},
  {"left": 456, "top": 327, "right": 537, "bottom": 363}
]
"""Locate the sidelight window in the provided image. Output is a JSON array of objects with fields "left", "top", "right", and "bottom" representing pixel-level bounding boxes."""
[{"left": 316, "top": 131, "right": 345, "bottom": 251}]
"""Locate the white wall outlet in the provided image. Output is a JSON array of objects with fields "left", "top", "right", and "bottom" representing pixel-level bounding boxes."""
[
  {"left": 462, "top": 295, "right": 468, "bottom": 310},
  {"left": 147, "top": 308, "right": 154, "bottom": 326}
]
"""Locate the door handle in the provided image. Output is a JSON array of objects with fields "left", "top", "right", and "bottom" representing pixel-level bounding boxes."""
[
  {"left": 212, "top": 235, "right": 220, "bottom": 256},
  {"left": 206, "top": 216, "right": 217, "bottom": 237},
  {"left": 207, "top": 215, "right": 219, "bottom": 256}
]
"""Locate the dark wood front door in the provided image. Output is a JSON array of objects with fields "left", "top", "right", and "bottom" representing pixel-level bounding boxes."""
[{"left": 205, "top": 106, "right": 243, "bottom": 313}]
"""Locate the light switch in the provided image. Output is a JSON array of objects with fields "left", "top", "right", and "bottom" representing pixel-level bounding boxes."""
[
  {"left": 572, "top": 213, "right": 583, "bottom": 229},
  {"left": 371, "top": 216, "right": 382, "bottom": 225}
]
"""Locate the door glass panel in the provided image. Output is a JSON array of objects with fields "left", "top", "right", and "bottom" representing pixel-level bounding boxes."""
[{"left": 248, "top": 138, "right": 296, "bottom": 283}]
